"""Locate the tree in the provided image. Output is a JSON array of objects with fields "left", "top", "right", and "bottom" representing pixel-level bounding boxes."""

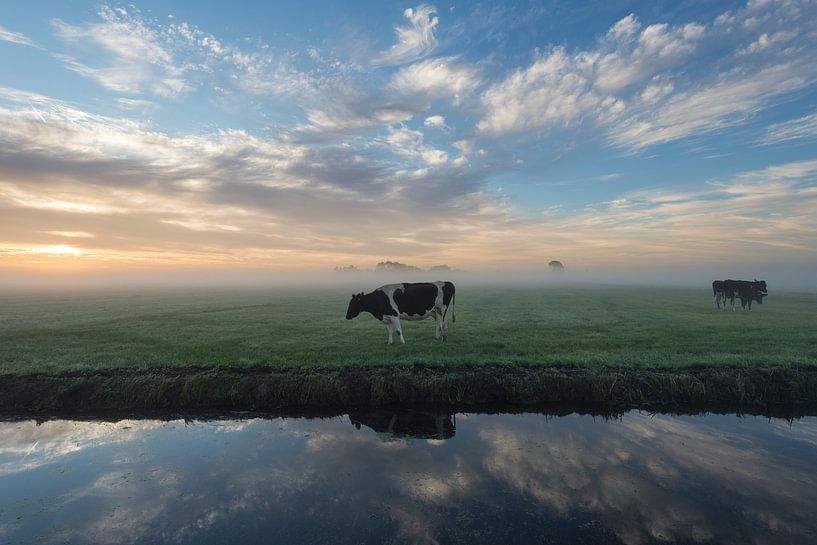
[
  {"left": 548, "top": 260, "right": 564, "bottom": 272},
  {"left": 375, "top": 261, "right": 421, "bottom": 273}
]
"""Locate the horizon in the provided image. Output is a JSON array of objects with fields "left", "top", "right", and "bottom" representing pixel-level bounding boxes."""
[{"left": 2, "top": 0, "right": 817, "bottom": 286}]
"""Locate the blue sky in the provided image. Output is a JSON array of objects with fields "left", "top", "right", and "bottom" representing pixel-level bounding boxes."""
[{"left": 1, "top": 0, "right": 816, "bottom": 277}]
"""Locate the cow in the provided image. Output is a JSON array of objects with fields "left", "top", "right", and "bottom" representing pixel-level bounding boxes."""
[
  {"left": 712, "top": 280, "right": 726, "bottom": 309},
  {"left": 736, "top": 279, "right": 768, "bottom": 310},
  {"left": 720, "top": 279, "right": 768, "bottom": 310},
  {"left": 346, "top": 281, "right": 455, "bottom": 344}
]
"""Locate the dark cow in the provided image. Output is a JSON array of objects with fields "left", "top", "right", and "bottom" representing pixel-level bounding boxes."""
[
  {"left": 349, "top": 410, "right": 456, "bottom": 440},
  {"left": 712, "top": 280, "right": 726, "bottom": 309},
  {"left": 719, "top": 279, "right": 768, "bottom": 310},
  {"left": 346, "top": 281, "right": 455, "bottom": 344},
  {"left": 736, "top": 279, "right": 768, "bottom": 310}
]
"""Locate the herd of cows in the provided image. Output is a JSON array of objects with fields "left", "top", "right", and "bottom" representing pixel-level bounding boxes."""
[
  {"left": 712, "top": 279, "right": 769, "bottom": 310},
  {"left": 345, "top": 279, "right": 769, "bottom": 344}
]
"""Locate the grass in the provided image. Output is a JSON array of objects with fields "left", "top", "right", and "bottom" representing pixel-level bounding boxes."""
[{"left": 1, "top": 285, "right": 816, "bottom": 376}]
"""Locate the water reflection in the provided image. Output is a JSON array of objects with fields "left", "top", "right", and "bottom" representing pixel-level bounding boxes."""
[
  {"left": 1, "top": 411, "right": 816, "bottom": 545},
  {"left": 349, "top": 410, "right": 456, "bottom": 439}
]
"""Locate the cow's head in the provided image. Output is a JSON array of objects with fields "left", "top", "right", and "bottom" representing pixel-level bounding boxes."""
[
  {"left": 346, "top": 292, "right": 365, "bottom": 319},
  {"left": 752, "top": 279, "right": 768, "bottom": 303}
]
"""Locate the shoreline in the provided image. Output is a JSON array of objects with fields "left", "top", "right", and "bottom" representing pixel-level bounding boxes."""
[{"left": 2, "top": 364, "right": 816, "bottom": 416}]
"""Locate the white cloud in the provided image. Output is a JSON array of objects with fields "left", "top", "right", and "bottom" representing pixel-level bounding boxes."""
[
  {"left": 50, "top": 7, "right": 316, "bottom": 100},
  {"left": 738, "top": 29, "right": 798, "bottom": 55},
  {"left": 391, "top": 57, "right": 480, "bottom": 103},
  {"left": 0, "top": 25, "right": 37, "bottom": 47},
  {"left": 477, "top": 12, "right": 703, "bottom": 135},
  {"left": 595, "top": 19, "right": 704, "bottom": 94},
  {"left": 424, "top": 115, "right": 445, "bottom": 127},
  {"left": 478, "top": 0, "right": 817, "bottom": 151},
  {"left": 52, "top": 7, "right": 186, "bottom": 96},
  {"left": 373, "top": 5, "right": 439, "bottom": 65},
  {"left": 760, "top": 111, "right": 817, "bottom": 145},
  {"left": 608, "top": 62, "right": 813, "bottom": 149},
  {"left": 477, "top": 47, "right": 615, "bottom": 134},
  {"left": 116, "top": 98, "right": 156, "bottom": 111},
  {"left": 385, "top": 126, "right": 448, "bottom": 165}
]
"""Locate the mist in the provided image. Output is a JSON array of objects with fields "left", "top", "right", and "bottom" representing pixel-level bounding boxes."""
[{"left": 2, "top": 261, "right": 815, "bottom": 293}]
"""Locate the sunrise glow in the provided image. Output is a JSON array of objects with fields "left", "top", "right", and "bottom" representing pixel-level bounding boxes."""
[{"left": 1, "top": 1, "right": 816, "bottom": 284}]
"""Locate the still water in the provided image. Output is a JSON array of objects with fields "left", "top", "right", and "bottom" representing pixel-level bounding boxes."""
[{"left": 1, "top": 410, "right": 816, "bottom": 545}]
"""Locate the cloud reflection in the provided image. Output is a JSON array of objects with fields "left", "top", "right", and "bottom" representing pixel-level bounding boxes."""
[{"left": 0, "top": 412, "right": 815, "bottom": 544}]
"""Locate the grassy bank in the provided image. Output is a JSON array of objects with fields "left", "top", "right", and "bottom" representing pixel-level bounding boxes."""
[
  {"left": 1, "top": 285, "right": 816, "bottom": 375},
  {"left": 2, "top": 364, "right": 816, "bottom": 415}
]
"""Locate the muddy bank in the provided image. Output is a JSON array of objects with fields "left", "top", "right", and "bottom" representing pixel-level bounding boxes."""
[{"left": 1, "top": 364, "right": 816, "bottom": 415}]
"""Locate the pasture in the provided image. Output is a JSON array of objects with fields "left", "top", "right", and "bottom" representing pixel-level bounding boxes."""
[{"left": 1, "top": 285, "right": 815, "bottom": 376}]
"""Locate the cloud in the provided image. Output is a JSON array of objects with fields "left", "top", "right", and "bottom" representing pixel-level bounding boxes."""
[
  {"left": 373, "top": 5, "right": 439, "bottom": 65},
  {"left": 385, "top": 126, "right": 448, "bottom": 165},
  {"left": 297, "top": 57, "right": 479, "bottom": 137},
  {"left": 478, "top": 0, "right": 817, "bottom": 151},
  {"left": 476, "top": 12, "right": 703, "bottom": 135},
  {"left": 607, "top": 62, "right": 814, "bottom": 149},
  {"left": 51, "top": 7, "right": 187, "bottom": 96},
  {"left": 390, "top": 56, "right": 480, "bottom": 104},
  {"left": 0, "top": 87, "right": 491, "bottom": 269},
  {"left": 1, "top": 79, "right": 816, "bottom": 272},
  {"left": 49, "top": 6, "right": 316, "bottom": 100},
  {"left": 477, "top": 46, "right": 617, "bottom": 135},
  {"left": 760, "top": 111, "right": 817, "bottom": 145},
  {"left": 424, "top": 115, "right": 445, "bottom": 127},
  {"left": 0, "top": 25, "right": 37, "bottom": 47},
  {"left": 738, "top": 29, "right": 798, "bottom": 55}
]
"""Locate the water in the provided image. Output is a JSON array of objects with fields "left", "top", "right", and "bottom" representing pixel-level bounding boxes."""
[{"left": 1, "top": 410, "right": 816, "bottom": 545}]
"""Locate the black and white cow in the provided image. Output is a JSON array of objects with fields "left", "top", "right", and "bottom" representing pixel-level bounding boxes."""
[
  {"left": 346, "top": 281, "right": 455, "bottom": 344},
  {"left": 712, "top": 280, "right": 726, "bottom": 309},
  {"left": 718, "top": 279, "right": 768, "bottom": 310}
]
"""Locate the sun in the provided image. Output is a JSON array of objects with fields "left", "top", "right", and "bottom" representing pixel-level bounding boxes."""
[{"left": 40, "top": 245, "right": 83, "bottom": 256}]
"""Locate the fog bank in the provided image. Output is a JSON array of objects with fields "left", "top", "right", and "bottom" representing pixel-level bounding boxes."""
[{"left": 1, "top": 262, "right": 815, "bottom": 293}]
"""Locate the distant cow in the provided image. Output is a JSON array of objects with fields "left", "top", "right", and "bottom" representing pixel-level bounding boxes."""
[
  {"left": 736, "top": 279, "right": 768, "bottom": 310},
  {"left": 712, "top": 280, "right": 726, "bottom": 309},
  {"left": 346, "top": 281, "right": 455, "bottom": 344},
  {"left": 718, "top": 279, "right": 768, "bottom": 310}
]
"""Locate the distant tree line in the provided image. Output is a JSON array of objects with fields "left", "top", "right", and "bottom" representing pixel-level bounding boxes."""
[{"left": 333, "top": 261, "right": 456, "bottom": 273}]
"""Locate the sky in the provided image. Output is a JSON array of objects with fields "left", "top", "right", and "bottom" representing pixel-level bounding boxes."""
[{"left": 1, "top": 0, "right": 817, "bottom": 284}]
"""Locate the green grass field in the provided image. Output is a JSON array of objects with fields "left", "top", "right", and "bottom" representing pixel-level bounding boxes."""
[{"left": 1, "top": 285, "right": 815, "bottom": 375}]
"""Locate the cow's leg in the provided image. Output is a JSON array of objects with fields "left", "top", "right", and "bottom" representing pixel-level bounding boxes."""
[
  {"left": 394, "top": 317, "right": 405, "bottom": 345},
  {"left": 433, "top": 311, "right": 442, "bottom": 341},
  {"left": 385, "top": 319, "right": 395, "bottom": 345},
  {"left": 444, "top": 302, "right": 454, "bottom": 340}
]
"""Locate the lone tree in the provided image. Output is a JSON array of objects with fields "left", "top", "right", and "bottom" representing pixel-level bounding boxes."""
[{"left": 548, "top": 260, "right": 565, "bottom": 272}]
